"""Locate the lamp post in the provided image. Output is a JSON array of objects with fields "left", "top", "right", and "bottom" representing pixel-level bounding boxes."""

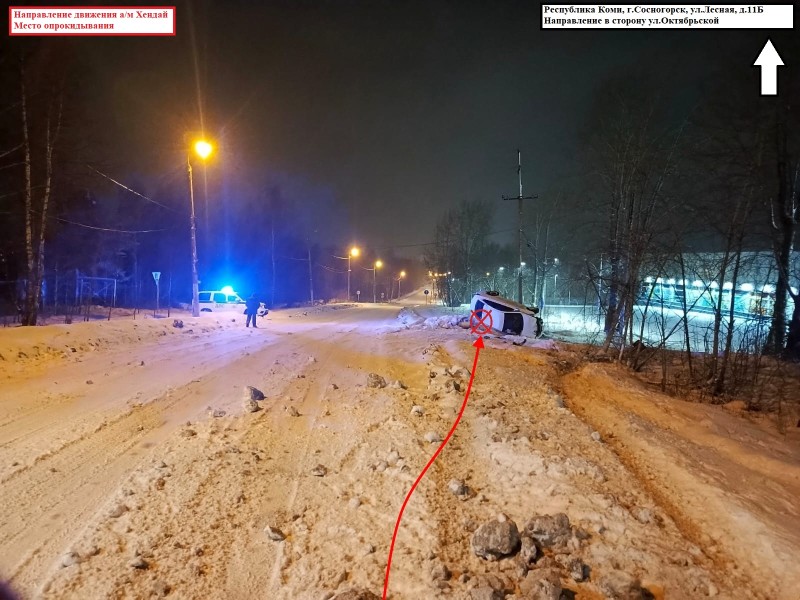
[
  {"left": 553, "top": 257, "right": 559, "bottom": 305},
  {"left": 372, "top": 260, "right": 383, "bottom": 303},
  {"left": 333, "top": 246, "right": 360, "bottom": 301},
  {"left": 348, "top": 246, "right": 360, "bottom": 300},
  {"left": 397, "top": 270, "right": 406, "bottom": 299},
  {"left": 188, "top": 139, "right": 213, "bottom": 317}
]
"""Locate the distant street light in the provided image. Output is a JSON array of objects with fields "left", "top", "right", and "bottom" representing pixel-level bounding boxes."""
[
  {"left": 361, "top": 260, "right": 383, "bottom": 304},
  {"left": 334, "top": 246, "right": 361, "bottom": 301},
  {"left": 349, "top": 247, "right": 360, "bottom": 300},
  {"left": 397, "top": 270, "right": 406, "bottom": 299},
  {"left": 553, "top": 257, "right": 559, "bottom": 304},
  {"left": 187, "top": 138, "right": 213, "bottom": 317},
  {"left": 370, "top": 259, "right": 383, "bottom": 303}
]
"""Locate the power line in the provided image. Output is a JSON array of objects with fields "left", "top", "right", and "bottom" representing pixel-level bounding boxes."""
[
  {"left": 315, "top": 262, "right": 346, "bottom": 274},
  {"left": 87, "top": 165, "right": 181, "bottom": 214},
  {"left": 55, "top": 215, "right": 172, "bottom": 234},
  {"left": 278, "top": 254, "right": 308, "bottom": 261}
]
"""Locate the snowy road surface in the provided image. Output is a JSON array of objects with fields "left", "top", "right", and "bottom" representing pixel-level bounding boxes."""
[{"left": 1, "top": 294, "right": 798, "bottom": 599}]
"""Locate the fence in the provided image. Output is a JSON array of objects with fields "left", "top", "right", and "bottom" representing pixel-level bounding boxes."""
[{"left": 1, "top": 270, "right": 179, "bottom": 320}]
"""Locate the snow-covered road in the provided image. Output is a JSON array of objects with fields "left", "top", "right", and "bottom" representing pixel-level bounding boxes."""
[{"left": 0, "top": 303, "right": 401, "bottom": 594}]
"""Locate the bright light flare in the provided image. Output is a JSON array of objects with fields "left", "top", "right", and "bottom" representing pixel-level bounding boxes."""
[
  {"left": 350, "top": 247, "right": 360, "bottom": 257},
  {"left": 194, "top": 140, "right": 213, "bottom": 160},
  {"left": 375, "top": 260, "right": 383, "bottom": 268},
  {"left": 399, "top": 270, "right": 406, "bottom": 278},
  {"left": 220, "top": 285, "right": 235, "bottom": 295}
]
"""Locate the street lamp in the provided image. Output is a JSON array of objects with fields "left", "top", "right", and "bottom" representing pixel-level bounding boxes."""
[
  {"left": 372, "top": 260, "right": 383, "bottom": 303},
  {"left": 397, "top": 270, "right": 406, "bottom": 299},
  {"left": 333, "top": 246, "right": 360, "bottom": 301},
  {"left": 348, "top": 246, "right": 360, "bottom": 300},
  {"left": 553, "top": 257, "right": 559, "bottom": 305},
  {"left": 188, "top": 138, "right": 213, "bottom": 317}
]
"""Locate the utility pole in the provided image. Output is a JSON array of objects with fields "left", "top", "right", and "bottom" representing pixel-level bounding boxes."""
[
  {"left": 502, "top": 150, "right": 537, "bottom": 304},
  {"left": 306, "top": 236, "right": 314, "bottom": 304}
]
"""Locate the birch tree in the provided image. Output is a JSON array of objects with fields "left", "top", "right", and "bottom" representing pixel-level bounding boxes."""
[{"left": 18, "top": 53, "right": 65, "bottom": 325}]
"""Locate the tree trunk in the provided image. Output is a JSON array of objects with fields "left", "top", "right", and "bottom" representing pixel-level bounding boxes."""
[
  {"left": 18, "top": 62, "right": 63, "bottom": 326},
  {"left": 713, "top": 243, "right": 744, "bottom": 395},
  {"left": 20, "top": 63, "right": 37, "bottom": 326},
  {"left": 765, "top": 107, "right": 797, "bottom": 356},
  {"left": 785, "top": 294, "right": 800, "bottom": 360},
  {"left": 678, "top": 251, "right": 693, "bottom": 379}
]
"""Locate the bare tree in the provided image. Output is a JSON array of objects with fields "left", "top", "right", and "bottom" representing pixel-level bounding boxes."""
[
  {"left": 425, "top": 200, "right": 491, "bottom": 305},
  {"left": 18, "top": 54, "right": 65, "bottom": 325},
  {"left": 582, "top": 78, "right": 688, "bottom": 354},
  {"left": 765, "top": 103, "right": 799, "bottom": 359}
]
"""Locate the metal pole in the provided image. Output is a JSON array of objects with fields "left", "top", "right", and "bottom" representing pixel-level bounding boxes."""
[
  {"left": 502, "top": 151, "right": 536, "bottom": 306},
  {"left": 347, "top": 256, "right": 351, "bottom": 301},
  {"left": 554, "top": 273, "right": 558, "bottom": 304},
  {"left": 517, "top": 150, "right": 523, "bottom": 304},
  {"left": 373, "top": 269, "right": 376, "bottom": 303},
  {"left": 188, "top": 158, "right": 200, "bottom": 317},
  {"left": 307, "top": 242, "right": 314, "bottom": 303}
]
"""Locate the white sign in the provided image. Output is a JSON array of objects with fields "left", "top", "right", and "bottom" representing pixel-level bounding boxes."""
[
  {"left": 541, "top": 4, "right": 793, "bottom": 29},
  {"left": 152, "top": 271, "right": 161, "bottom": 282}
]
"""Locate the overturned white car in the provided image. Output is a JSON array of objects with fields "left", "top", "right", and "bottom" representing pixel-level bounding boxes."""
[{"left": 470, "top": 291, "right": 543, "bottom": 338}]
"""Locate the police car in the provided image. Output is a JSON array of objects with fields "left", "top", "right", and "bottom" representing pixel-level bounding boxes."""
[
  {"left": 197, "top": 287, "right": 268, "bottom": 316},
  {"left": 470, "top": 291, "right": 542, "bottom": 338}
]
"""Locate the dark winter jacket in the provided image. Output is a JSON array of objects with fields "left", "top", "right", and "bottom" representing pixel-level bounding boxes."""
[{"left": 245, "top": 296, "right": 260, "bottom": 315}]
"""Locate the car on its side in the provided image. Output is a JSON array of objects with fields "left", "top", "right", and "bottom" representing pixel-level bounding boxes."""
[
  {"left": 470, "top": 291, "right": 542, "bottom": 338},
  {"left": 198, "top": 289, "right": 268, "bottom": 316}
]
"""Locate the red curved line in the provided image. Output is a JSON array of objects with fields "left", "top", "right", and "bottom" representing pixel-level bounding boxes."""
[{"left": 382, "top": 346, "right": 482, "bottom": 599}]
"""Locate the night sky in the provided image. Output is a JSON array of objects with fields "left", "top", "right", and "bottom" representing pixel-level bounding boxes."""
[{"left": 7, "top": 1, "right": 793, "bottom": 253}]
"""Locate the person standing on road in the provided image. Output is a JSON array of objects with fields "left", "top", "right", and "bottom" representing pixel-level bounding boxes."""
[{"left": 245, "top": 293, "right": 260, "bottom": 328}]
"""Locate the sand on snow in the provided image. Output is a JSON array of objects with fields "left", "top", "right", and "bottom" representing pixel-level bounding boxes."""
[{"left": 1, "top": 293, "right": 798, "bottom": 599}]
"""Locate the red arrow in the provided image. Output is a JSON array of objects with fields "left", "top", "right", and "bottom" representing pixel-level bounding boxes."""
[{"left": 382, "top": 336, "right": 485, "bottom": 599}]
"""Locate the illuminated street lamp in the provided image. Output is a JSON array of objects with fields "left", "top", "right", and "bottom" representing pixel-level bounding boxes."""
[
  {"left": 188, "top": 138, "right": 213, "bottom": 317},
  {"left": 397, "top": 270, "right": 406, "bottom": 299},
  {"left": 553, "top": 257, "right": 559, "bottom": 304},
  {"left": 348, "top": 246, "right": 360, "bottom": 300},
  {"left": 372, "top": 260, "right": 383, "bottom": 303},
  {"left": 333, "top": 246, "right": 360, "bottom": 301}
]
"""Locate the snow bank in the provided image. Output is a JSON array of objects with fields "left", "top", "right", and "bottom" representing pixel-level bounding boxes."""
[
  {"left": 422, "top": 315, "right": 469, "bottom": 329},
  {"left": 396, "top": 307, "right": 469, "bottom": 330}
]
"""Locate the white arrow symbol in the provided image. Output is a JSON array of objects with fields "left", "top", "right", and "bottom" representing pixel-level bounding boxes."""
[{"left": 753, "top": 39, "right": 784, "bottom": 96}]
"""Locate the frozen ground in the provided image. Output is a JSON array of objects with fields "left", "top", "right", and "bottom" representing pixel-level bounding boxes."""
[{"left": 1, "top": 290, "right": 798, "bottom": 599}]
